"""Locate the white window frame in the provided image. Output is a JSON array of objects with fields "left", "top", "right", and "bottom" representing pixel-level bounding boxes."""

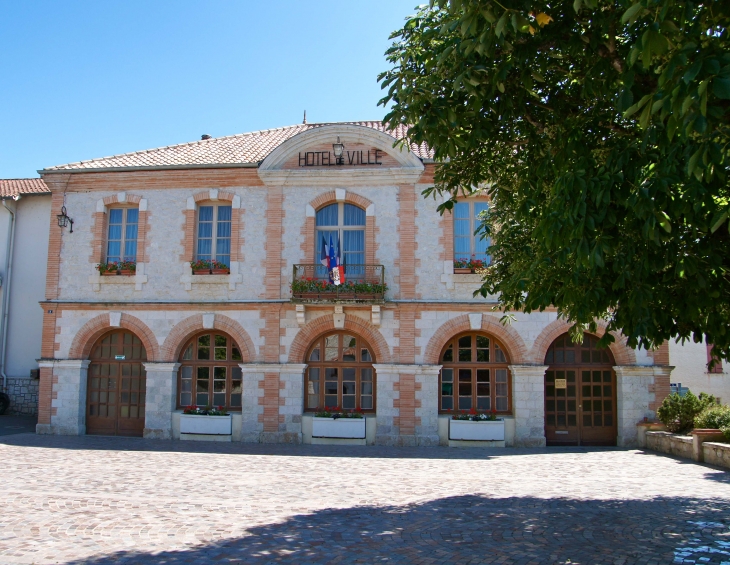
[
  {"left": 195, "top": 204, "right": 232, "bottom": 264},
  {"left": 453, "top": 200, "right": 490, "bottom": 264},
  {"left": 106, "top": 206, "right": 139, "bottom": 263}
]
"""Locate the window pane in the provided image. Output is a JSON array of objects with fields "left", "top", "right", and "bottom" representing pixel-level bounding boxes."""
[
  {"left": 108, "top": 225, "right": 122, "bottom": 240},
  {"left": 316, "top": 204, "right": 338, "bottom": 226},
  {"left": 343, "top": 230, "right": 364, "bottom": 253},
  {"left": 126, "top": 208, "right": 139, "bottom": 224},
  {"left": 109, "top": 209, "right": 123, "bottom": 224},
  {"left": 199, "top": 206, "right": 214, "bottom": 222},
  {"left": 343, "top": 204, "right": 365, "bottom": 226},
  {"left": 124, "top": 240, "right": 137, "bottom": 261},
  {"left": 454, "top": 202, "right": 469, "bottom": 219},
  {"left": 217, "top": 206, "right": 232, "bottom": 222}
]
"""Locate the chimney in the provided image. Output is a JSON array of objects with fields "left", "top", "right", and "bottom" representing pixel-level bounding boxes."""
[{"left": 201, "top": 134, "right": 211, "bottom": 140}]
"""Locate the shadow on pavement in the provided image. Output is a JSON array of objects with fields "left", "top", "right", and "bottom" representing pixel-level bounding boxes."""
[
  {"left": 61, "top": 494, "right": 730, "bottom": 565},
  {"left": 0, "top": 432, "right": 615, "bottom": 461},
  {"left": 0, "top": 414, "right": 37, "bottom": 436}
]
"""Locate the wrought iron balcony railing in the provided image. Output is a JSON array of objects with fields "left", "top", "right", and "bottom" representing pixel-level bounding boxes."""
[{"left": 291, "top": 264, "right": 386, "bottom": 303}]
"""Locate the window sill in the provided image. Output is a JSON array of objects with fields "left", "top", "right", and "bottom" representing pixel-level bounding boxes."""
[
  {"left": 89, "top": 264, "right": 148, "bottom": 291},
  {"left": 180, "top": 261, "right": 242, "bottom": 290}
]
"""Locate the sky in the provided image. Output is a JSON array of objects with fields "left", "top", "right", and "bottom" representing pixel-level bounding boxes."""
[{"left": 0, "top": 1, "right": 418, "bottom": 178}]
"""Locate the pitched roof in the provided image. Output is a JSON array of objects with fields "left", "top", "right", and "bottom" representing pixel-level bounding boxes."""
[
  {"left": 42, "top": 121, "right": 434, "bottom": 172},
  {"left": 0, "top": 178, "right": 50, "bottom": 199}
]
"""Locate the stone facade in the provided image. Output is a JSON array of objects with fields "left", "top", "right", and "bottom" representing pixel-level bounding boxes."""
[
  {"left": 34, "top": 123, "right": 676, "bottom": 448},
  {"left": 4, "top": 377, "right": 39, "bottom": 416}
]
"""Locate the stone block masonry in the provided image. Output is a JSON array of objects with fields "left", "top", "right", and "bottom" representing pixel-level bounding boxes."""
[{"left": 4, "top": 377, "right": 39, "bottom": 416}]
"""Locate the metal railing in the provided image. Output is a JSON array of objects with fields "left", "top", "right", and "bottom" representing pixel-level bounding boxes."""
[{"left": 291, "top": 264, "right": 386, "bottom": 303}]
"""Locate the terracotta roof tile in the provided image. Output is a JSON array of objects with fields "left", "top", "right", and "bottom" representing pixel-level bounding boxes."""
[
  {"left": 43, "top": 121, "right": 434, "bottom": 171},
  {"left": 0, "top": 178, "right": 50, "bottom": 198}
]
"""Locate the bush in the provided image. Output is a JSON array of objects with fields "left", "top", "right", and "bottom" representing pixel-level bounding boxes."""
[
  {"left": 656, "top": 391, "right": 716, "bottom": 434},
  {"left": 695, "top": 404, "right": 730, "bottom": 430}
]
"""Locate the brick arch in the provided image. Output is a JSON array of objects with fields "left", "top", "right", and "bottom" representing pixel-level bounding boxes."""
[
  {"left": 529, "top": 318, "right": 636, "bottom": 365},
  {"left": 309, "top": 191, "right": 373, "bottom": 212},
  {"left": 68, "top": 313, "right": 160, "bottom": 361},
  {"left": 192, "top": 190, "right": 236, "bottom": 203},
  {"left": 303, "top": 190, "right": 377, "bottom": 266},
  {"left": 423, "top": 314, "right": 529, "bottom": 365},
  {"left": 288, "top": 314, "right": 392, "bottom": 364},
  {"left": 160, "top": 314, "right": 256, "bottom": 362}
]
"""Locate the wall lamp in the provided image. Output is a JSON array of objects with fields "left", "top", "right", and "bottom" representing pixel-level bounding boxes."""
[
  {"left": 57, "top": 205, "right": 74, "bottom": 233},
  {"left": 333, "top": 136, "right": 345, "bottom": 165}
]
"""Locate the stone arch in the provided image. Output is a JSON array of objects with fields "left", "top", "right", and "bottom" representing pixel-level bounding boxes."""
[
  {"left": 68, "top": 313, "right": 160, "bottom": 361},
  {"left": 160, "top": 314, "right": 256, "bottom": 362},
  {"left": 423, "top": 314, "right": 529, "bottom": 365},
  {"left": 529, "top": 318, "right": 636, "bottom": 365},
  {"left": 309, "top": 190, "right": 373, "bottom": 212},
  {"left": 288, "top": 314, "right": 392, "bottom": 364}
]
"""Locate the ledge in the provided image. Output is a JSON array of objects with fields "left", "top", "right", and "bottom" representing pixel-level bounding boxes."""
[
  {"left": 89, "top": 264, "right": 148, "bottom": 291},
  {"left": 180, "top": 261, "right": 243, "bottom": 290}
]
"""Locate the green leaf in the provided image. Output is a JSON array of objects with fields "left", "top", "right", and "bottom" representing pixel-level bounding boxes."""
[
  {"left": 573, "top": 0, "right": 582, "bottom": 13},
  {"left": 621, "top": 3, "right": 643, "bottom": 24},
  {"left": 667, "top": 115, "right": 678, "bottom": 140},
  {"left": 712, "top": 77, "right": 730, "bottom": 99},
  {"left": 710, "top": 211, "right": 728, "bottom": 233},
  {"left": 688, "top": 147, "right": 702, "bottom": 175},
  {"left": 639, "top": 100, "right": 652, "bottom": 128},
  {"left": 495, "top": 11, "right": 508, "bottom": 37},
  {"left": 683, "top": 59, "right": 702, "bottom": 83},
  {"left": 655, "top": 211, "right": 672, "bottom": 233}
]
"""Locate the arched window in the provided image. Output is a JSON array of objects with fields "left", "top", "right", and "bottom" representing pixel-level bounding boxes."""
[
  {"left": 177, "top": 331, "right": 243, "bottom": 410},
  {"left": 439, "top": 332, "right": 511, "bottom": 413},
  {"left": 315, "top": 203, "right": 365, "bottom": 277},
  {"left": 305, "top": 332, "right": 375, "bottom": 412}
]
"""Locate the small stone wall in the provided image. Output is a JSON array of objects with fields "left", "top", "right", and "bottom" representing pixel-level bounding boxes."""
[
  {"left": 703, "top": 442, "right": 730, "bottom": 470},
  {"left": 645, "top": 431, "right": 693, "bottom": 460},
  {"left": 4, "top": 377, "right": 38, "bottom": 416}
]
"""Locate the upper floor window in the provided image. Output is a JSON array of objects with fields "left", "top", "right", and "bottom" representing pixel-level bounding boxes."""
[
  {"left": 197, "top": 204, "right": 232, "bottom": 266},
  {"left": 107, "top": 207, "right": 138, "bottom": 263},
  {"left": 454, "top": 201, "right": 489, "bottom": 265},
  {"left": 315, "top": 203, "right": 365, "bottom": 276}
]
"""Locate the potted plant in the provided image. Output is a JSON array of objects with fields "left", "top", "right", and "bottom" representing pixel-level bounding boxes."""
[
  {"left": 190, "top": 259, "right": 212, "bottom": 275},
  {"left": 312, "top": 407, "right": 366, "bottom": 439},
  {"left": 291, "top": 278, "right": 337, "bottom": 300},
  {"left": 453, "top": 255, "right": 488, "bottom": 274},
  {"left": 118, "top": 260, "right": 136, "bottom": 276},
  {"left": 97, "top": 262, "right": 119, "bottom": 276},
  {"left": 180, "top": 405, "right": 232, "bottom": 435},
  {"left": 449, "top": 408, "right": 505, "bottom": 441},
  {"left": 210, "top": 260, "right": 230, "bottom": 275}
]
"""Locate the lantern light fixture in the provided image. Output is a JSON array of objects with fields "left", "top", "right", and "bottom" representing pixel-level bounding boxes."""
[
  {"left": 57, "top": 205, "right": 74, "bottom": 233},
  {"left": 332, "top": 136, "right": 345, "bottom": 164}
]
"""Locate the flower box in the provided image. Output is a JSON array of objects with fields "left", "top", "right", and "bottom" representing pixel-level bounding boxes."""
[
  {"left": 449, "top": 419, "right": 505, "bottom": 441},
  {"left": 180, "top": 414, "right": 232, "bottom": 435},
  {"left": 312, "top": 417, "right": 366, "bottom": 439},
  {"left": 454, "top": 268, "right": 473, "bottom": 274},
  {"left": 211, "top": 268, "right": 230, "bottom": 275},
  {"left": 193, "top": 269, "right": 211, "bottom": 275},
  {"left": 101, "top": 271, "right": 118, "bottom": 276},
  {"left": 119, "top": 269, "right": 135, "bottom": 276}
]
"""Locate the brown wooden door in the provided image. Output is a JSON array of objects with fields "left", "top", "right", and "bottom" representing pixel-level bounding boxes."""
[
  {"left": 86, "top": 330, "right": 147, "bottom": 437},
  {"left": 544, "top": 334, "right": 616, "bottom": 446}
]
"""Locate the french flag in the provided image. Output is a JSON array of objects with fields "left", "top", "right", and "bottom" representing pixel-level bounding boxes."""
[
  {"left": 335, "top": 237, "right": 345, "bottom": 284},
  {"left": 320, "top": 236, "right": 329, "bottom": 269}
]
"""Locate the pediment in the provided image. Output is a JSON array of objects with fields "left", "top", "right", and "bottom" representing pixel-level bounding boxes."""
[{"left": 258, "top": 124, "right": 424, "bottom": 186}]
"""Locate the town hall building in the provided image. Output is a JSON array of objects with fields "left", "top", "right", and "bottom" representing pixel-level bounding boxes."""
[{"left": 4, "top": 121, "right": 721, "bottom": 447}]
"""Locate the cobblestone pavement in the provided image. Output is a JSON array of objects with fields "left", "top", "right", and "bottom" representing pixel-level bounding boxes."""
[{"left": 1, "top": 434, "right": 729, "bottom": 565}]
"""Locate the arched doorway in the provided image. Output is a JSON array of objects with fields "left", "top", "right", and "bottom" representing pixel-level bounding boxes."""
[
  {"left": 177, "top": 331, "right": 244, "bottom": 410},
  {"left": 438, "top": 332, "right": 512, "bottom": 414},
  {"left": 304, "top": 332, "right": 376, "bottom": 412},
  {"left": 544, "top": 333, "right": 617, "bottom": 446},
  {"left": 87, "top": 330, "right": 147, "bottom": 436}
]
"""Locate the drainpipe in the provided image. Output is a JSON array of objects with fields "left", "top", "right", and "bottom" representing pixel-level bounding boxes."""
[{"left": 0, "top": 196, "right": 19, "bottom": 393}]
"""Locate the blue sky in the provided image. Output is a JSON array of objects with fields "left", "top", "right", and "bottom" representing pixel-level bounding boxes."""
[{"left": 0, "top": 1, "right": 417, "bottom": 178}]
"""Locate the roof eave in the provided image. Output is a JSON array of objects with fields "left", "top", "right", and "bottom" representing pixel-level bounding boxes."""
[{"left": 38, "top": 162, "right": 261, "bottom": 175}]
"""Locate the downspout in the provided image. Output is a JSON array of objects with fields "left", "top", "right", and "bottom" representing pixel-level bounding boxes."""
[{"left": 0, "top": 196, "right": 19, "bottom": 393}]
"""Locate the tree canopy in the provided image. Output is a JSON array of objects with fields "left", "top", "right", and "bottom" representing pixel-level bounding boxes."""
[{"left": 379, "top": 0, "right": 730, "bottom": 361}]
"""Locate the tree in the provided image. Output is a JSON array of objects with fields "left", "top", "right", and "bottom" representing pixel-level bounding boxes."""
[{"left": 379, "top": 0, "right": 730, "bottom": 361}]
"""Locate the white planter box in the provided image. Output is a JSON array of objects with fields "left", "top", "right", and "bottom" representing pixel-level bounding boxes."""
[
  {"left": 180, "top": 414, "right": 232, "bottom": 435},
  {"left": 313, "top": 417, "right": 366, "bottom": 439},
  {"left": 449, "top": 419, "right": 505, "bottom": 441}
]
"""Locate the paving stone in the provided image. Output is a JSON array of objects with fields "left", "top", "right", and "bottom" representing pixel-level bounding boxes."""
[{"left": 0, "top": 434, "right": 729, "bottom": 564}]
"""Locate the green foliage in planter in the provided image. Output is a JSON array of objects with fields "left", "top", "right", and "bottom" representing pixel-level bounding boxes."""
[
  {"left": 291, "top": 279, "right": 388, "bottom": 295},
  {"left": 314, "top": 407, "right": 364, "bottom": 419},
  {"left": 118, "top": 260, "right": 136, "bottom": 272},
  {"left": 96, "top": 262, "right": 118, "bottom": 274},
  {"left": 190, "top": 259, "right": 212, "bottom": 271},
  {"left": 657, "top": 391, "right": 716, "bottom": 433},
  {"left": 695, "top": 403, "right": 730, "bottom": 432}
]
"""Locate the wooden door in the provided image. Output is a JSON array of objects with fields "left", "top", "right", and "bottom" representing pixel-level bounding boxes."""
[
  {"left": 544, "top": 334, "right": 616, "bottom": 446},
  {"left": 86, "top": 330, "right": 147, "bottom": 437}
]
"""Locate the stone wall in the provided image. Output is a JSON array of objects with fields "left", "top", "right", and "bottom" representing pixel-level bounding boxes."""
[
  {"left": 703, "top": 441, "right": 730, "bottom": 470},
  {"left": 645, "top": 431, "right": 693, "bottom": 460},
  {"left": 4, "top": 377, "right": 39, "bottom": 416}
]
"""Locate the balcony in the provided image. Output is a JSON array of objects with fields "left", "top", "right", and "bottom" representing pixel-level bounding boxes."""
[{"left": 291, "top": 264, "right": 386, "bottom": 303}]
